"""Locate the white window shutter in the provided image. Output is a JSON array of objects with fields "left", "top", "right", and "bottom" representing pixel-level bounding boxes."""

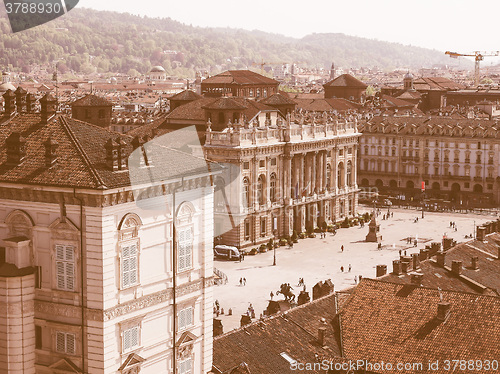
[
  {"left": 56, "top": 332, "right": 65, "bottom": 352},
  {"left": 66, "top": 334, "right": 75, "bottom": 354}
]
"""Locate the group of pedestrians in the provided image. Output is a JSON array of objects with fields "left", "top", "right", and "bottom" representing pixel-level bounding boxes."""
[{"left": 239, "top": 277, "right": 247, "bottom": 286}]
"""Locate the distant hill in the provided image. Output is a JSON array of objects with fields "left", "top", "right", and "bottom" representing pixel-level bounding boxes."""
[{"left": 0, "top": 7, "right": 464, "bottom": 78}]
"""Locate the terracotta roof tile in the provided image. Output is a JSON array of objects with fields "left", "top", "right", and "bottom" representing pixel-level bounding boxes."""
[
  {"left": 339, "top": 279, "right": 500, "bottom": 373},
  {"left": 323, "top": 74, "right": 367, "bottom": 88},
  {"left": 202, "top": 70, "right": 279, "bottom": 86},
  {"left": 71, "top": 94, "right": 112, "bottom": 107}
]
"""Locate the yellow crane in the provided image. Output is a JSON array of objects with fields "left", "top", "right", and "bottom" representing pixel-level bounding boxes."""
[{"left": 445, "top": 50, "right": 500, "bottom": 86}]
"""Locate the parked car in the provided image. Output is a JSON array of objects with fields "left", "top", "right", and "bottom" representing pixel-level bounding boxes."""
[{"left": 214, "top": 245, "right": 240, "bottom": 260}]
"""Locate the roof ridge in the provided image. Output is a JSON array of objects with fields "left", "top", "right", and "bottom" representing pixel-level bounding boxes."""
[{"left": 59, "top": 116, "right": 107, "bottom": 189}]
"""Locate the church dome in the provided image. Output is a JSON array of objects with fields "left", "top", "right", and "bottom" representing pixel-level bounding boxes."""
[{"left": 150, "top": 66, "right": 166, "bottom": 73}]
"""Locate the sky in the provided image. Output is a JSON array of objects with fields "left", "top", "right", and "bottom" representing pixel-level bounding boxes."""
[{"left": 80, "top": 0, "right": 500, "bottom": 63}]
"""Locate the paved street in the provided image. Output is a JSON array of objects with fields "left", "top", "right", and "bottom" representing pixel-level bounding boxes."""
[{"left": 213, "top": 207, "right": 495, "bottom": 332}]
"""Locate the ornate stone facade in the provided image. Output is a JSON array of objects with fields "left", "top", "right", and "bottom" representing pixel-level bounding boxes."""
[{"left": 205, "top": 111, "right": 360, "bottom": 248}]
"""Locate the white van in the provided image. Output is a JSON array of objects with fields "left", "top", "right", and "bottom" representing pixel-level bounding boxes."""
[{"left": 214, "top": 245, "right": 240, "bottom": 260}]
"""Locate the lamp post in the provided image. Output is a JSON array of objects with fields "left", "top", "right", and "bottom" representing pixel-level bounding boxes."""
[
  {"left": 421, "top": 181, "right": 425, "bottom": 219},
  {"left": 273, "top": 230, "right": 278, "bottom": 266}
]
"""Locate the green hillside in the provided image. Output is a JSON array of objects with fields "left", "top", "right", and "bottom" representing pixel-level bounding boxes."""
[{"left": 0, "top": 7, "right": 462, "bottom": 78}]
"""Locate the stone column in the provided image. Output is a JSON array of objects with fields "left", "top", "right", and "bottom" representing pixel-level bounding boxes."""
[
  {"left": 323, "top": 151, "right": 328, "bottom": 192},
  {"left": 311, "top": 151, "right": 317, "bottom": 194}
]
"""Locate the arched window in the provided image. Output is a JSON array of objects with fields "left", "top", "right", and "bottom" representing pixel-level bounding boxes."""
[
  {"left": 258, "top": 175, "right": 266, "bottom": 205},
  {"left": 346, "top": 161, "right": 352, "bottom": 186},
  {"left": 118, "top": 213, "right": 142, "bottom": 289},
  {"left": 270, "top": 173, "right": 277, "bottom": 203},
  {"left": 242, "top": 178, "right": 250, "bottom": 208}
]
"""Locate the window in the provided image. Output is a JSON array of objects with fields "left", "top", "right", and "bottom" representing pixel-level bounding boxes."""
[
  {"left": 178, "top": 307, "right": 193, "bottom": 330},
  {"left": 55, "top": 245, "right": 75, "bottom": 291},
  {"left": 98, "top": 109, "right": 105, "bottom": 119},
  {"left": 121, "top": 244, "right": 138, "bottom": 288},
  {"left": 35, "top": 326, "right": 42, "bottom": 349},
  {"left": 260, "top": 217, "right": 266, "bottom": 237},
  {"left": 244, "top": 220, "right": 250, "bottom": 241},
  {"left": 243, "top": 161, "right": 250, "bottom": 170},
  {"left": 218, "top": 112, "right": 224, "bottom": 124},
  {"left": 346, "top": 161, "right": 352, "bottom": 186},
  {"left": 35, "top": 265, "right": 42, "bottom": 289},
  {"left": 271, "top": 157, "right": 277, "bottom": 166},
  {"left": 259, "top": 160, "right": 265, "bottom": 168},
  {"left": 258, "top": 175, "right": 266, "bottom": 205},
  {"left": 270, "top": 173, "right": 277, "bottom": 203},
  {"left": 242, "top": 178, "right": 250, "bottom": 207},
  {"left": 179, "top": 358, "right": 192, "bottom": 374},
  {"left": 339, "top": 148, "right": 344, "bottom": 156},
  {"left": 122, "top": 326, "right": 140, "bottom": 352},
  {"left": 178, "top": 228, "right": 192, "bottom": 272},
  {"left": 56, "top": 332, "right": 76, "bottom": 355},
  {"left": 392, "top": 148, "right": 396, "bottom": 156}
]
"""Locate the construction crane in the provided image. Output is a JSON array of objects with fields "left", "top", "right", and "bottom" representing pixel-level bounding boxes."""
[{"left": 445, "top": 51, "right": 500, "bottom": 86}]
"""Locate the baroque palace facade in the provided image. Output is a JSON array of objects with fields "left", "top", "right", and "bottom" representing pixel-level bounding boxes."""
[
  {"left": 358, "top": 114, "right": 500, "bottom": 207},
  {"left": 203, "top": 106, "right": 360, "bottom": 249},
  {"left": 0, "top": 90, "right": 217, "bottom": 373}
]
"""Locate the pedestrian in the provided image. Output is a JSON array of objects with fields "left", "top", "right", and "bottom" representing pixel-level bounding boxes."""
[
  {"left": 341, "top": 245, "right": 344, "bottom": 252},
  {"left": 399, "top": 249, "right": 402, "bottom": 256},
  {"left": 354, "top": 275, "right": 358, "bottom": 284},
  {"left": 341, "top": 266, "right": 344, "bottom": 272},
  {"left": 239, "top": 278, "right": 242, "bottom": 286},
  {"left": 239, "top": 253, "right": 242, "bottom": 262},
  {"left": 404, "top": 250, "right": 407, "bottom": 256},
  {"left": 243, "top": 277, "right": 246, "bottom": 286},
  {"left": 348, "top": 264, "right": 352, "bottom": 272},
  {"left": 270, "top": 291, "right": 274, "bottom": 300}
]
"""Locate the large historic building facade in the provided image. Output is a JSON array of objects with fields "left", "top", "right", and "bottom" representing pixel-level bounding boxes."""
[
  {"left": 358, "top": 115, "right": 500, "bottom": 207},
  {"left": 204, "top": 110, "right": 360, "bottom": 249},
  {"left": 0, "top": 90, "right": 217, "bottom": 374}
]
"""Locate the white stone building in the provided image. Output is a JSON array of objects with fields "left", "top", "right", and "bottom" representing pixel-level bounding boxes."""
[{"left": 0, "top": 90, "right": 218, "bottom": 373}]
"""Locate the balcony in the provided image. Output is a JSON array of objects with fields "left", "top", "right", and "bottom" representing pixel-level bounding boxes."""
[
  {"left": 473, "top": 177, "right": 483, "bottom": 182},
  {"left": 401, "top": 156, "right": 420, "bottom": 162}
]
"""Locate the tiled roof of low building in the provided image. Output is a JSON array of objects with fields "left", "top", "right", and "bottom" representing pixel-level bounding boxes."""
[
  {"left": 202, "top": 70, "right": 279, "bottom": 86},
  {"left": 71, "top": 94, "right": 112, "bottom": 107},
  {"left": 168, "top": 90, "right": 202, "bottom": 101},
  {"left": 323, "top": 74, "right": 367, "bottom": 88},
  {"left": 212, "top": 294, "right": 341, "bottom": 374},
  {"left": 258, "top": 93, "right": 297, "bottom": 106},
  {"left": 293, "top": 98, "right": 361, "bottom": 112}
]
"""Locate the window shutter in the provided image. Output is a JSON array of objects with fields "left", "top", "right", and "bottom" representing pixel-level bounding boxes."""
[
  {"left": 56, "top": 332, "right": 65, "bottom": 352},
  {"left": 123, "top": 326, "right": 140, "bottom": 352},
  {"left": 66, "top": 334, "right": 75, "bottom": 354},
  {"left": 56, "top": 262, "right": 65, "bottom": 289}
]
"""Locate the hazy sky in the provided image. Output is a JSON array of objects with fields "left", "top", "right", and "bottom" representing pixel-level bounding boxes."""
[{"left": 81, "top": 0, "right": 499, "bottom": 63}]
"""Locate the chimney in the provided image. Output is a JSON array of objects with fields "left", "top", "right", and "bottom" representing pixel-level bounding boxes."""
[
  {"left": 411, "top": 253, "right": 420, "bottom": 270},
  {"left": 451, "top": 260, "right": 462, "bottom": 275},
  {"left": 15, "top": 86, "right": 27, "bottom": 113},
  {"left": 40, "top": 93, "right": 57, "bottom": 123},
  {"left": 318, "top": 327, "right": 326, "bottom": 346},
  {"left": 471, "top": 256, "right": 479, "bottom": 270},
  {"left": 376, "top": 264, "right": 387, "bottom": 277},
  {"left": 401, "top": 261, "right": 409, "bottom": 273},
  {"left": 392, "top": 260, "right": 402, "bottom": 275},
  {"left": 476, "top": 226, "right": 486, "bottom": 241},
  {"left": 410, "top": 273, "right": 423, "bottom": 285},
  {"left": 105, "top": 138, "right": 119, "bottom": 171},
  {"left": 6, "top": 132, "right": 26, "bottom": 166},
  {"left": 436, "top": 302, "right": 451, "bottom": 322},
  {"left": 436, "top": 251, "right": 446, "bottom": 267},
  {"left": 44, "top": 136, "right": 59, "bottom": 167},
  {"left": 26, "top": 93, "right": 36, "bottom": 113},
  {"left": 3, "top": 89, "right": 16, "bottom": 116},
  {"left": 419, "top": 248, "right": 429, "bottom": 261},
  {"left": 117, "top": 138, "right": 128, "bottom": 170}
]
